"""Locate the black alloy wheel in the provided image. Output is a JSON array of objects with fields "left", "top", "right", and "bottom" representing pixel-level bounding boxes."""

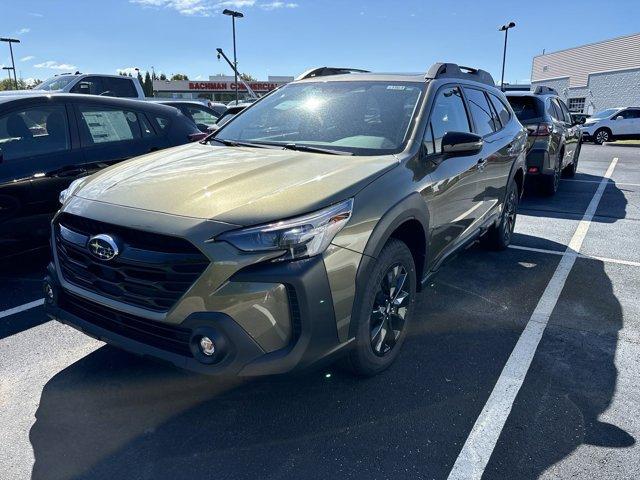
[{"left": 369, "top": 263, "right": 410, "bottom": 357}]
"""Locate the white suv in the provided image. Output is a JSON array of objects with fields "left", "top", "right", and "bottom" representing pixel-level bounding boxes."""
[
  {"left": 0, "top": 73, "right": 145, "bottom": 99},
  {"left": 581, "top": 107, "right": 640, "bottom": 144}
]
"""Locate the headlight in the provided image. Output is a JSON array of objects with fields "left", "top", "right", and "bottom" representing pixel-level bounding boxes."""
[
  {"left": 217, "top": 199, "right": 353, "bottom": 262},
  {"left": 58, "top": 178, "right": 85, "bottom": 205}
]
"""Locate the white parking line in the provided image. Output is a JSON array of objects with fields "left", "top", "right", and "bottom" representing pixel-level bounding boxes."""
[
  {"left": 508, "top": 244, "right": 640, "bottom": 268},
  {"left": 448, "top": 157, "right": 619, "bottom": 480},
  {"left": 562, "top": 179, "right": 640, "bottom": 187},
  {"left": 0, "top": 298, "right": 45, "bottom": 320}
]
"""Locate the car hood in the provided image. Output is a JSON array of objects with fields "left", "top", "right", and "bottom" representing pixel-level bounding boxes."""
[
  {"left": 73, "top": 143, "right": 398, "bottom": 225},
  {"left": 0, "top": 89, "right": 50, "bottom": 96}
]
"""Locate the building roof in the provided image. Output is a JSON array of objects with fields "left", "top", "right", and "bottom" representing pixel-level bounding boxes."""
[{"left": 531, "top": 32, "right": 640, "bottom": 88}]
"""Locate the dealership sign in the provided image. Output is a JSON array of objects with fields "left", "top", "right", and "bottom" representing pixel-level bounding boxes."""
[{"left": 153, "top": 79, "right": 289, "bottom": 93}]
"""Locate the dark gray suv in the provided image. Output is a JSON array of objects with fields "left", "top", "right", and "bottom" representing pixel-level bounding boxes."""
[{"left": 506, "top": 86, "right": 582, "bottom": 195}]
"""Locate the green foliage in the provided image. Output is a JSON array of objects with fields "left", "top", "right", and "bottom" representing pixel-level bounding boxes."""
[
  {"left": 143, "top": 71, "right": 153, "bottom": 97},
  {"left": 170, "top": 73, "right": 189, "bottom": 81},
  {"left": 240, "top": 73, "right": 256, "bottom": 82}
]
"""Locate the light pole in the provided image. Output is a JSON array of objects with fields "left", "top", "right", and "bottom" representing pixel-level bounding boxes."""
[
  {"left": 2, "top": 66, "right": 13, "bottom": 85},
  {"left": 222, "top": 8, "right": 244, "bottom": 104},
  {"left": 498, "top": 21, "right": 515, "bottom": 91},
  {"left": 1, "top": 37, "right": 20, "bottom": 89}
]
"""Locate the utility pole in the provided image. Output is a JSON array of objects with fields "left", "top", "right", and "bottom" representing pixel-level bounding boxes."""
[{"left": 1, "top": 38, "right": 20, "bottom": 89}]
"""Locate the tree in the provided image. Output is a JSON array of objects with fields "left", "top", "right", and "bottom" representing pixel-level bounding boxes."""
[
  {"left": 240, "top": 73, "right": 256, "bottom": 82},
  {"left": 0, "top": 78, "right": 28, "bottom": 91},
  {"left": 159, "top": 73, "right": 167, "bottom": 81},
  {"left": 170, "top": 73, "right": 189, "bottom": 81},
  {"left": 143, "top": 71, "right": 153, "bottom": 97},
  {"left": 137, "top": 71, "right": 144, "bottom": 89}
]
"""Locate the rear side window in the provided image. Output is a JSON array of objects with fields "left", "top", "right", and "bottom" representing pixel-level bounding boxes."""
[
  {"left": 155, "top": 116, "right": 170, "bottom": 131},
  {"left": 547, "top": 100, "right": 562, "bottom": 121},
  {"left": 0, "top": 104, "right": 70, "bottom": 161},
  {"left": 507, "top": 96, "right": 544, "bottom": 121},
  {"left": 464, "top": 87, "right": 497, "bottom": 137},
  {"left": 78, "top": 106, "right": 142, "bottom": 145},
  {"left": 101, "top": 77, "right": 138, "bottom": 98},
  {"left": 427, "top": 86, "right": 471, "bottom": 154},
  {"left": 139, "top": 113, "right": 156, "bottom": 137},
  {"left": 181, "top": 105, "right": 218, "bottom": 126},
  {"left": 489, "top": 93, "right": 511, "bottom": 127}
]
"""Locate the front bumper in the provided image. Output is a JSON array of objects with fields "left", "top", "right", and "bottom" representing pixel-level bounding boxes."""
[{"left": 45, "top": 254, "right": 349, "bottom": 376}]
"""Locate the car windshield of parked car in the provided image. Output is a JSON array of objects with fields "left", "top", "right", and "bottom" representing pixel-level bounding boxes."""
[
  {"left": 590, "top": 108, "right": 621, "bottom": 120},
  {"left": 214, "top": 81, "right": 424, "bottom": 155},
  {"left": 36, "top": 75, "right": 76, "bottom": 91},
  {"left": 506, "top": 96, "right": 543, "bottom": 121}
]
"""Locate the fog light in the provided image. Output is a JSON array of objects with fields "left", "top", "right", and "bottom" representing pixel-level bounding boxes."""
[
  {"left": 528, "top": 166, "right": 539, "bottom": 173},
  {"left": 199, "top": 336, "right": 216, "bottom": 356}
]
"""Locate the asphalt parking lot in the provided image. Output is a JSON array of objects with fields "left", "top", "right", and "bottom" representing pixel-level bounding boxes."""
[{"left": 1, "top": 144, "right": 639, "bottom": 480}]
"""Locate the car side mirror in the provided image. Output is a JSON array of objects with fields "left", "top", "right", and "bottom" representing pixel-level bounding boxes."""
[
  {"left": 441, "top": 131, "right": 483, "bottom": 157},
  {"left": 615, "top": 115, "right": 624, "bottom": 121}
]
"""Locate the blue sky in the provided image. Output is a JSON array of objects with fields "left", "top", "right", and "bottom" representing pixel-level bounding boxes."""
[{"left": 3, "top": 0, "right": 640, "bottom": 85}]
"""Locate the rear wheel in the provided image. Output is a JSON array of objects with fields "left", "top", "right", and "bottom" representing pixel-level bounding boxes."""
[
  {"left": 593, "top": 128, "right": 611, "bottom": 145},
  {"left": 541, "top": 152, "right": 562, "bottom": 196},
  {"left": 346, "top": 239, "right": 416, "bottom": 377},
  {"left": 563, "top": 143, "right": 580, "bottom": 178},
  {"left": 483, "top": 181, "right": 518, "bottom": 251}
]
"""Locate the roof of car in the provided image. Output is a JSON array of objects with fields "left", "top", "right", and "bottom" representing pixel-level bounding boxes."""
[
  {"left": 505, "top": 91, "right": 550, "bottom": 97},
  {"left": 0, "top": 93, "right": 179, "bottom": 114},
  {"left": 294, "top": 72, "right": 427, "bottom": 83}
]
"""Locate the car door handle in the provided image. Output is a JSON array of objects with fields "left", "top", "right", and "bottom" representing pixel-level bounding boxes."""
[{"left": 57, "top": 167, "right": 88, "bottom": 177}]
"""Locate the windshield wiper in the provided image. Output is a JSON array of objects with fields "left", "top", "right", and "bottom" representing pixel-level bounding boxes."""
[
  {"left": 208, "top": 138, "right": 272, "bottom": 149},
  {"left": 281, "top": 143, "right": 353, "bottom": 156}
]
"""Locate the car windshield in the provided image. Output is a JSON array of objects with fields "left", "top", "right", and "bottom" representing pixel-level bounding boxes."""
[
  {"left": 214, "top": 81, "right": 424, "bottom": 155},
  {"left": 506, "top": 96, "right": 543, "bottom": 121},
  {"left": 590, "top": 108, "right": 621, "bottom": 120},
  {"left": 36, "top": 75, "right": 77, "bottom": 91}
]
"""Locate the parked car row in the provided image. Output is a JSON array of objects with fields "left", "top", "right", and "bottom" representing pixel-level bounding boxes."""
[
  {"left": 42, "top": 62, "right": 529, "bottom": 377},
  {"left": 0, "top": 94, "right": 206, "bottom": 257}
]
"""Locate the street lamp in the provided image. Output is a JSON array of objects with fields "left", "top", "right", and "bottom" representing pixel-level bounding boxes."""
[
  {"left": 222, "top": 8, "right": 244, "bottom": 104},
  {"left": 0, "top": 37, "right": 20, "bottom": 89},
  {"left": 2, "top": 66, "right": 13, "bottom": 85},
  {"left": 498, "top": 21, "right": 516, "bottom": 91}
]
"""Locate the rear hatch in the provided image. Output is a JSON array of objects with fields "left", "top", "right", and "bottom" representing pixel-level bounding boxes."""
[{"left": 507, "top": 95, "right": 548, "bottom": 151}]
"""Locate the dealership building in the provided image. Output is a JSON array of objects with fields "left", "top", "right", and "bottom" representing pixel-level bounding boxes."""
[
  {"left": 152, "top": 74, "right": 294, "bottom": 102},
  {"left": 530, "top": 32, "right": 640, "bottom": 114}
]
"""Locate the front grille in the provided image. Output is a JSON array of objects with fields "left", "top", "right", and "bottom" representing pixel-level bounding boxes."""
[
  {"left": 55, "top": 213, "right": 209, "bottom": 312},
  {"left": 286, "top": 285, "right": 302, "bottom": 343},
  {"left": 59, "top": 291, "right": 193, "bottom": 357}
]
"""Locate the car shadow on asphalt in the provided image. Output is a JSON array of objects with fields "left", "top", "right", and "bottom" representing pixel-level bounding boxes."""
[
  {"left": 519, "top": 172, "right": 627, "bottom": 224},
  {"left": 484, "top": 243, "right": 635, "bottom": 478}
]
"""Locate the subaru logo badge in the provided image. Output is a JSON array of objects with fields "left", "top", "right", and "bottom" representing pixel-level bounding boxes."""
[{"left": 88, "top": 234, "right": 119, "bottom": 261}]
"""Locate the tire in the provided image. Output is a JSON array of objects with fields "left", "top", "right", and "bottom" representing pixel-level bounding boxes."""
[
  {"left": 563, "top": 143, "right": 580, "bottom": 178},
  {"left": 346, "top": 238, "right": 416, "bottom": 377},
  {"left": 593, "top": 128, "right": 611, "bottom": 145},
  {"left": 541, "top": 152, "right": 562, "bottom": 196},
  {"left": 483, "top": 180, "right": 518, "bottom": 251}
]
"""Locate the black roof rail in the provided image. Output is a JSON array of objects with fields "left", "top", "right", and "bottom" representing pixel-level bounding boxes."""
[
  {"left": 425, "top": 62, "right": 495, "bottom": 87},
  {"left": 533, "top": 85, "right": 558, "bottom": 95},
  {"left": 296, "top": 67, "right": 370, "bottom": 81}
]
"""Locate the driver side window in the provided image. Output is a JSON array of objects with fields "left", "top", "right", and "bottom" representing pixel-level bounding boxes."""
[{"left": 423, "top": 86, "right": 471, "bottom": 155}]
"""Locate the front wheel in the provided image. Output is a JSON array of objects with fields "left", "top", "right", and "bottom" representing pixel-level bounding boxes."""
[
  {"left": 346, "top": 239, "right": 416, "bottom": 377},
  {"left": 483, "top": 181, "right": 518, "bottom": 251},
  {"left": 593, "top": 128, "right": 611, "bottom": 145}
]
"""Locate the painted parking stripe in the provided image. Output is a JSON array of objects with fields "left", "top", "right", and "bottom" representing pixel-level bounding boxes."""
[
  {"left": 508, "top": 244, "right": 640, "bottom": 268},
  {"left": 447, "top": 157, "right": 619, "bottom": 480},
  {"left": 0, "top": 299, "right": 45, "bottom": 320},
  {"left": 562, "top": 179, "right": 640, "bottom": 187}
]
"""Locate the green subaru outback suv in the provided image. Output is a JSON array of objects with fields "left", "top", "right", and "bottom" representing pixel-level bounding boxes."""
[{"left": 45, "top": 63, "right": 527, "bottom": 376}]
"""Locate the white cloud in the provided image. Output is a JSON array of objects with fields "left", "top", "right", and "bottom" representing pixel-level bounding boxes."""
[
  {"left": 130, "top": 0, "right": 297, "bottom": 16},
  {"left": 20, "top": 55, "right": 35, "bottom": 62},
  {"left": 259, "top": 1, "right": 297, "bottom": 9},
  {"left": 28, "top": 13, "right": 44, "bottom": 17},
  {"left": 117, "top": 67, "right": 142, "bottom": 76},
  {"left": 34, "top": 60, "right": 78, "bottom": 70},
  {"left": 17, "top": 27, "right": 31, "bottom": 35},
  {"left": 130, "top": 0, "right": 213, "bottom": 16}
]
